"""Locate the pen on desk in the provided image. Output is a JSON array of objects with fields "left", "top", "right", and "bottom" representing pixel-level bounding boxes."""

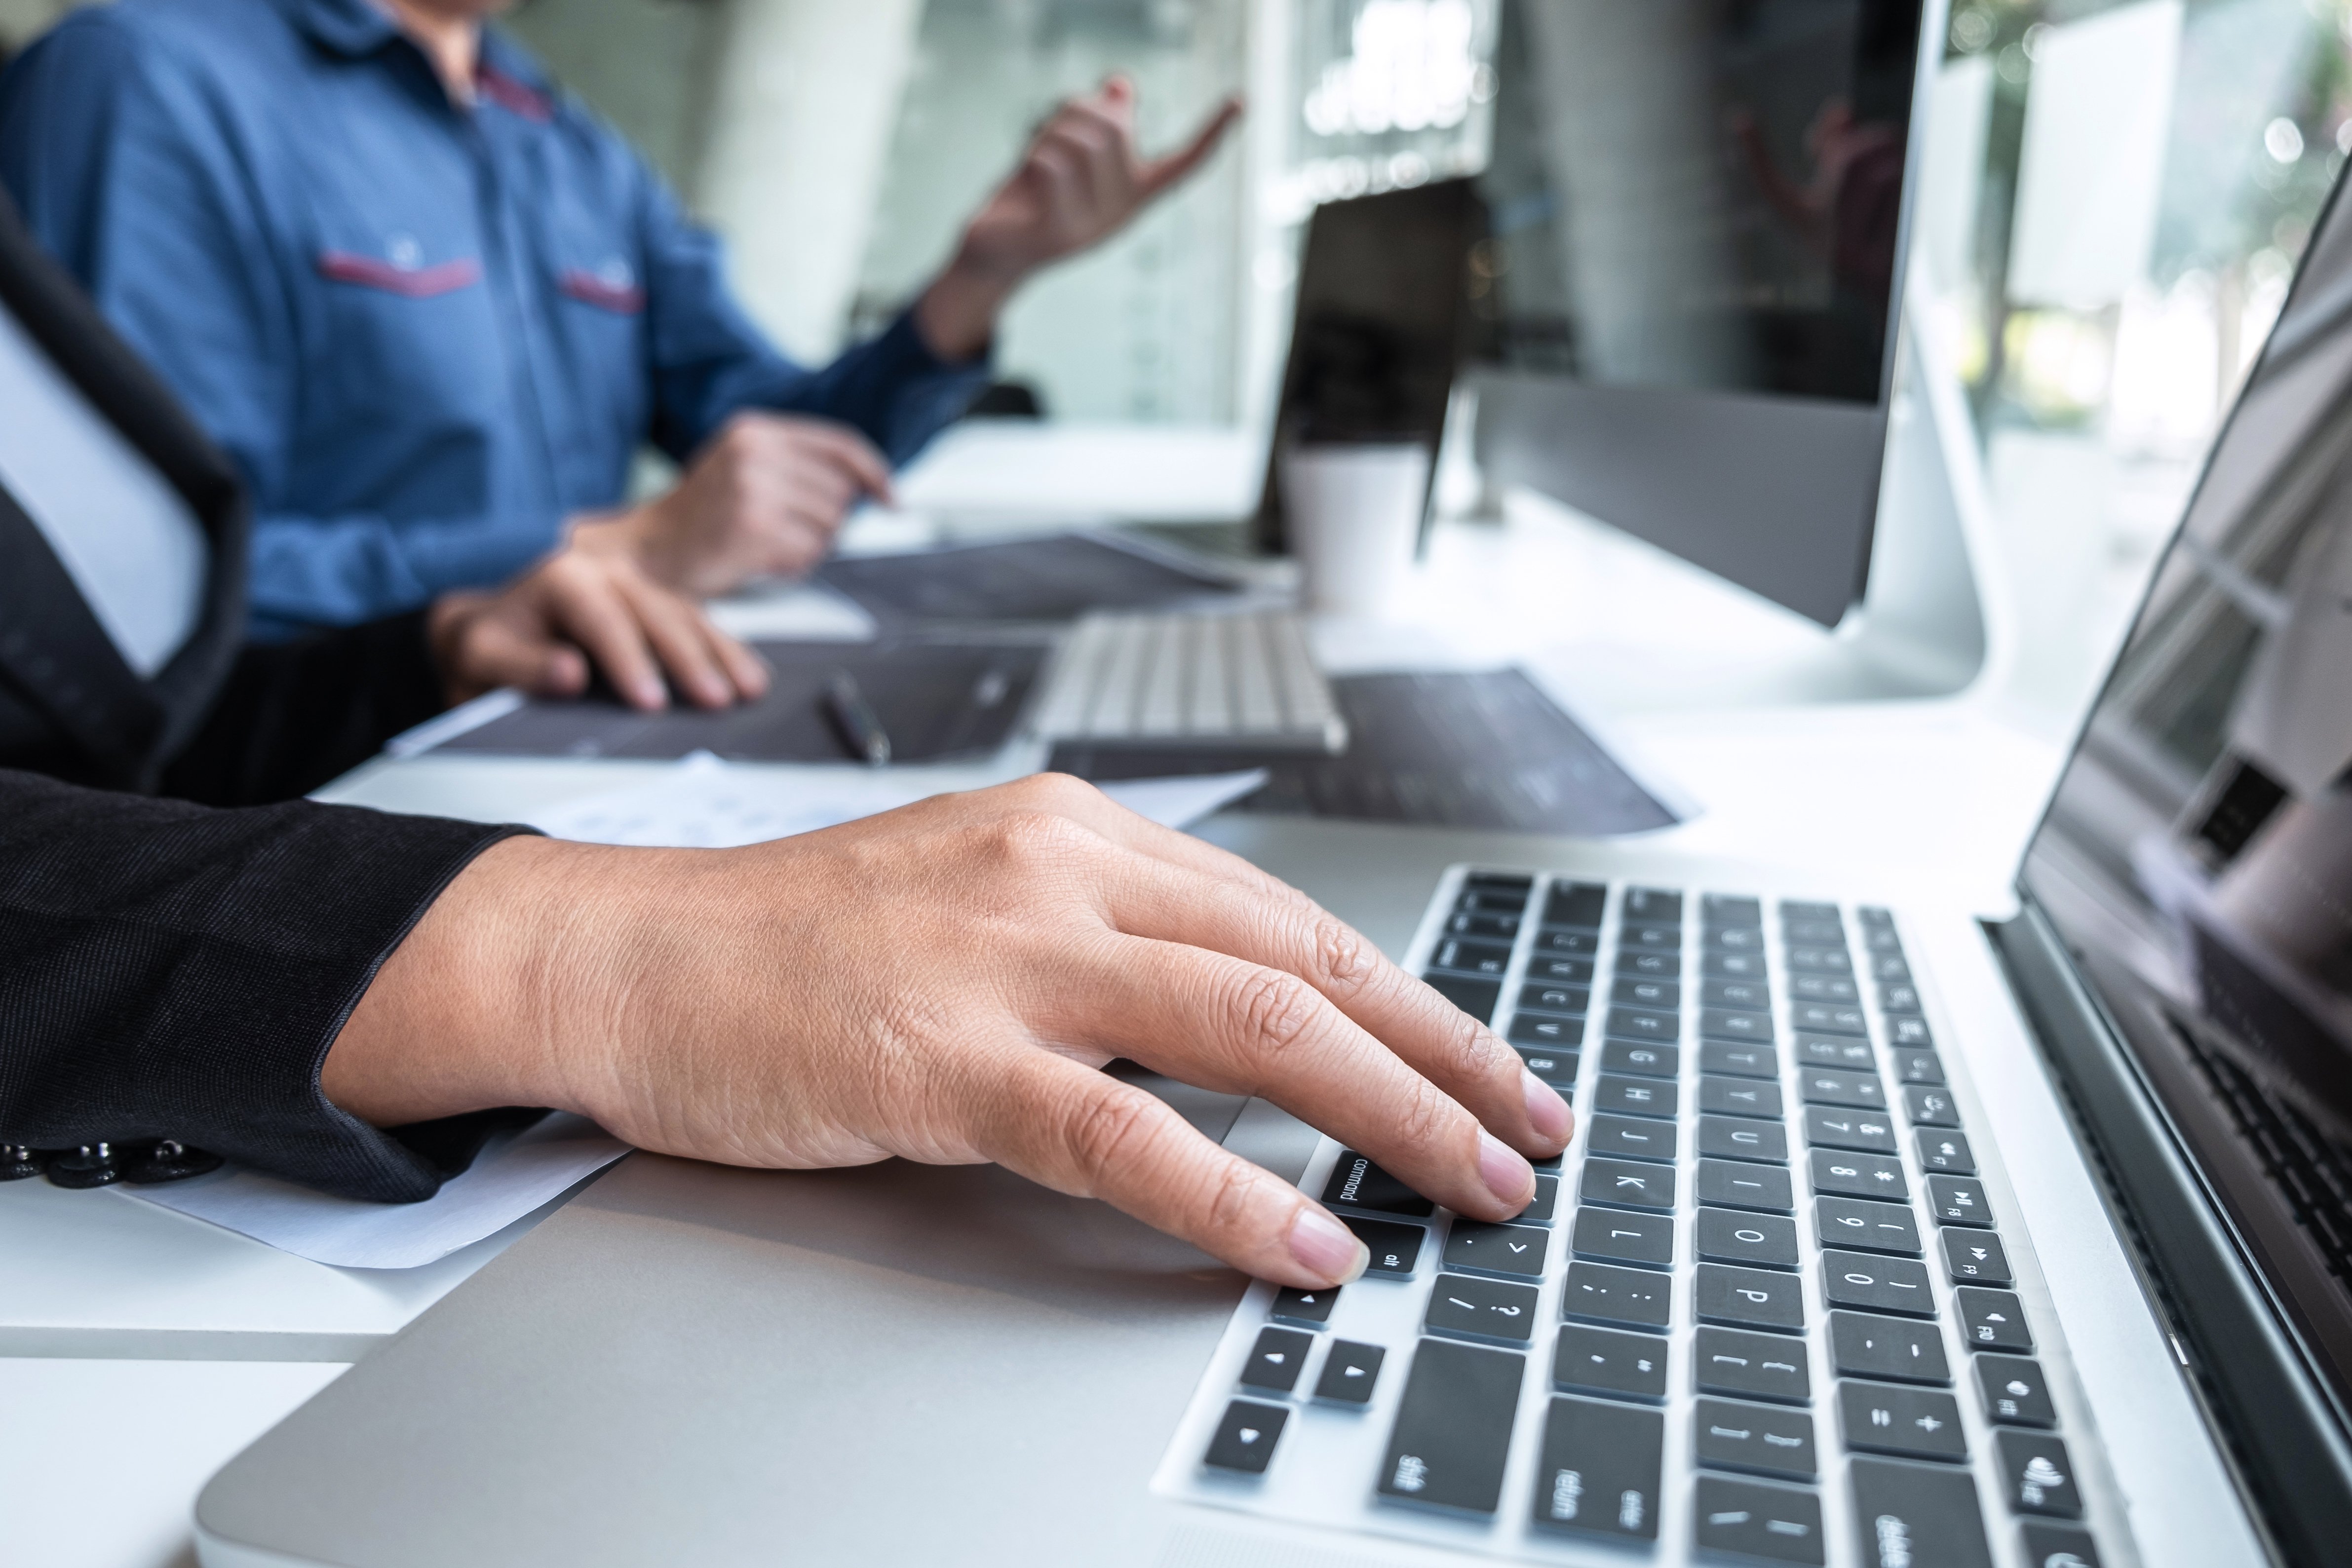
[{"left": 824, "top": 669, "right": 892, "bottom": 766}]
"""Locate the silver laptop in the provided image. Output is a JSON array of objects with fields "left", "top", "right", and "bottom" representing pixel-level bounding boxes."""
[{"left": 192, "top": 204, "right": 2352, "bottom": 1568}]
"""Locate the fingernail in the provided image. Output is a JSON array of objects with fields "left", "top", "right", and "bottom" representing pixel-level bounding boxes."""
[
  {"left": 1523, "top": 1068, "right": 1572, "bottom": 1145},
  {"left": 1286, "top": 1205, "right": 1367, "bottom": 1284},
  {"left": 1478, "top": 1131, "right": 1534, "bottom": 1209}
]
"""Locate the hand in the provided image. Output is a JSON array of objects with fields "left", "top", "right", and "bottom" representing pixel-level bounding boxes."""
[
  {"left": 917, "top": 78, "right": 1244, "bottom": 360},
  {"left": 427, "top": 548, "right": 769, "bottom": 713},
  {"left": 323, "top": 775, "right": 1574, "bottom": 1289},
  {"left": 571, "top": 412, "right": 894, "bottom": 600}
]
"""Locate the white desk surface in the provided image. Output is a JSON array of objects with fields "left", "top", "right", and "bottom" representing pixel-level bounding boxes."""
[{"left": 8, "top": 423, "right": 2097, "bottom": 1567}]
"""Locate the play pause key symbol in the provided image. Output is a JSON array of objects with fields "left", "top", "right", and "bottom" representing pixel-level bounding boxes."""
[{"left": 1204, "top": 1399, "right": 1288, "bottom": 1474}]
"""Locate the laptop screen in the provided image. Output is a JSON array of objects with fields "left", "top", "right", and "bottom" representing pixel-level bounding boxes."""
[{"left": 2021, "top": 189, "right": 2352, "bottom": 1148}]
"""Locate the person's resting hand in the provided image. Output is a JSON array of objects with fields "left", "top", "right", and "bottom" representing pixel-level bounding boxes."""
[
  {"left": 322, "top": 775, "right": 1574, "bottom": 1289},
  {"left": 917, "top": 77, "right": 1244, "bottom": 360},
  {"left": 568, "top": 412, "right": 894, "bottom": 601},
  {"left": 428, "top": 547, "right": 769, "bottom": 713}
]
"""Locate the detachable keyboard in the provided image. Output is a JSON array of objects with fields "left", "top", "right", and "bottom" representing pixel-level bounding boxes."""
[
  {"left": 1029, "top": 608, "right": 1348, "bottom": 753},
  {"left": 1155, "top": 869, "right": 2130, "bottom": 1568}
]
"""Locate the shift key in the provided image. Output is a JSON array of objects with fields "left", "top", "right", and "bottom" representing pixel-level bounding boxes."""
[{"left": 1378, "top": 1338, "right": 1526, "bottom": 1513}]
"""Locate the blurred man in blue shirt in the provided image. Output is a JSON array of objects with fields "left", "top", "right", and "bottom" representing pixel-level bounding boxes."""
[{"left": 0, "top": 0, "right": 1236, "bottom": 668}]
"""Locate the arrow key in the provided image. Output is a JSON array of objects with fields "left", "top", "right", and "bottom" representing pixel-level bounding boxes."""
[
  {"left": 1239, "top": 1325, "right": 1313, "bottom": 1393},
  {"left": 1314, "top": 1339, "right": 1387, "bottom": 1405},
  {"left": 1204, "top": 1398, "right": 1288, "bottom": 1473}
]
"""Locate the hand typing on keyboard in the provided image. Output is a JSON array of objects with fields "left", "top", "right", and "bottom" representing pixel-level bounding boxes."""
[{"left": 318, "top": 773, "right": 1575, "bottom": 1288}]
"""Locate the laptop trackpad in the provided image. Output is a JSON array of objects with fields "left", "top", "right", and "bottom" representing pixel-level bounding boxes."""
[{"left": 1113, "top": 1062, "right": 1320, "bottom": 1187}]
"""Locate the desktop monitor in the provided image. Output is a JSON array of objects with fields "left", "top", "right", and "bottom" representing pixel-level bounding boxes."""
[{"left": 1471, "top": 0, "right": 1935, "bottom": 627}]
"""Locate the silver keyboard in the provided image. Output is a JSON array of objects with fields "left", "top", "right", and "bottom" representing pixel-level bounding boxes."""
[
  {"left": 1154, "top": 869, "right": 2133, "bottom": 1568},
  {"left": 1030, "top": 609, "right": 1347, "bottom": 753}
]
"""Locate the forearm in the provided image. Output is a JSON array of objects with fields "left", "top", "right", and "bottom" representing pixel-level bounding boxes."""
[{"left": 913, "top": 245, "right": 1023, "bottom": 364}]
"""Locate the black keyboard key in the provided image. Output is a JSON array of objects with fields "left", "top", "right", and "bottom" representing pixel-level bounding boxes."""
[
  {"left": 1427, "top": 937, "right": 1512, "bottom": 977},
  {"left": 1694, "top": 1474, "right": 1826, "bottom": 1563},
  {"left": 1701, "top": 1076, "right": 1785, "bottom": 1120},
  {"left": 1704, "top": 924, "right": 1767, "bottom": 953},
  {"left": 1782, "top": 916, "right": 1846, "bottom": 944},
  {"left": 1857, "top": 906, "right": 1894, "bottom": 927},
  {"left": 1700, "top": 1115, "right": 1789, "bottom": 1164},
  {"left": 1906, "top": 1085, "right": 1962, "bottom": 1128},
  {"left": 1694, "top": 1325, "right": 1812, "bottom": 1404},
  {"left": 1271, "top": 1285, "right": 1338, "bottom": 1326},
  {"left": 1703, "top": 949, "right": 1770, "bottom": 980},
  {"left": 1785, "top": 946, "right": 1853, "bottom": 974},
  {"left": 1617, "top": 947, "right": 1679, "bottom": 977},
  {"left": 1445, "top": 1221, "right": 1550, "bottom": 1278},
  {"left": 1790, "top": 972, "right": 1860, "bottom": 1003},
  {"left": 1822, "top": 1250, "right": 1937, "bottom": 1317},
  {"left": 1581, "top": 1157, "right": 1677, "bottom": 1212},
  {"left": 1697, "top": 1262, "right": 1805, "bottom": 1333},
  {"left": 1800, "top": 1069, "right": 1887, "bottom": 1110},
  {"left": 1863, "top": 926, "right": 1905, "bottom": 954},
  {"left": 1917, "top": 1130, "right": 1976, "bottom": 1175},
  {"left": 1805, "top": 1107, "right": 1898, "bottom": 1153},
  {"left": 1204, "top": 1399, "right": 1287, "bottom": 1473},
  {"left": 1314, "top": 1339, "right": 1385, "bottom": 1404},
  {"left": 1515, "top": 1044, "right": 1579, "bottom": 1084},
  {"left": 1994, "top": 1430, "right": 2082, "bottom": 1518},
  {"left": 1697, "top": 1207, "right": 1800, "bottom": 1270},
  {"left": 1975, "top": 1355, "right": 2055, "bottom": 1427},
  {"left": 1529, "top": 954, "right": 1594, "bottom": 985},
  {"left": 1553, "top": 1323, "right": 1668, "bottom": 1401},
  {"left": 1446, "top": 911, "right": 1520, "bottom": 940},
  {"left": 1705, "top": 894, "right": 1764, "bottom": 926},
  {"left": 1619, "top": 923, "right": 1682, "bottom": 952},
  {"left": 1588, "top": 1113, "right": 1678, "bottom": 1164},
  {"left": 1623, "top": 887, "right": 1683, "bottom": 924},
  {"left": 1532, "top": 1396, "right": 1663, "bottom": 1539},
  {"left": 1518, "top": 981, "right": 1590, "bottom": 1017},
  {"left": 1536, "top": 927, "right": 1599, "bottom": 956},
  {"left": 1345, "top": 1217, "right": 1426, "bottom": 1276},
  {"left": 1781, "top": 900, "right": 1840, "bottom": 922},
  {"left": 1956, "top": 1288, "right": 2033, "bottom": 1352},
  {"left": 1462, "top": 871, "right": 1534, "bottom": 893},
  {"left": 1425, "top": 1273, "right": 1542, "bottom": 1344},
  {"left": 1563, "top": 1261, "right": 1671, "bottom": 1331},
  {"left": 1702, "top": 978, "right": 1774, "bottom": 1011},
  {"left": 1605, "top": 1005, "right": 1679, "bottom": 1043},
  {"left": 1610, "top": 976, "right": 1680, "bottom": 1010},
  {"left": 1891, "top": 1049, "right": 1945, "bottom": 1086},
  {"left": 1457, "top": 887, "right": 1529, "bottom": 915},
  {"left": 1941, "top": 1229, "right": 2011, "bottom": 1285},
  {"left": 2021, "top": 1523, "right": 2105, "bottom": 1568},
  {"left": 1510, "top": 1015, "right": 1584, "bottom": 1049},
  {"left": 1380, "top": 1338, "right": 1523, "bottom": 1512},
  {"left": 1926, "top": 1175, "right": 1992, "bottom": 1226},
  {"left": 1818, "top": 1196, "right": 1923, "bottom": 1256},
  {"left": 1600, "top": 1040, "right": 1679, "bottom": 1079},
  {"left": 1695, "top": 1396, "right": 1818, "bottom": 1480},
  {"left": 1881, "top": 983, "right": 1925, "bottom": 1015},
  {"left": 1839, "top": 1380, "right": 1967, "bottom": 1461},
  {"left": 1423, "top": 972, "right": 1501, "bottom": 1022},
  {"left": 1697, "top": 1158, "right": 1795, "bottom": 1213},
  {"left": 1543, "top": 881, "right": 1607, "bottom": 928},
  {"left": 1830, "top": 1311, "right": 1951, "bottom": 1384},
  {"left": 1701, "top": 1043, "right": 1777, "bottom": 1081},
  {"left": 1593, "top": 1074, "right": 1678, "bottom": 1120},
  {"left": 1795, "top": 1033, "right": 1877, "bottom": 1069},
  {"left": 1572, "top": 1208, "right": 1675, "bottom": 1269},
  {"left": 1812, "top": 1148, "right": 1911, "bottom": 1204},
  {"left": 1701, "top": 1008, "right": 1775, "bottom": 1043},
  {"left": 1888, "top": 1015, "right": 1936, "bottom": 1049},
  {"left": 1322, "top": 1150, "right": 1435, "bottom": 1217},
  {"left": 1849, "top": 1456, "right": 1993, "bottom": 1567},
  {"left": 1518, "top": 1172, "right": 1561, "bottom": 1223},
  {"left": 1872, "top": 953, "right": 1912, "bottom": 982},
  {"left": 1239, "top": 1326, "right": 1313, "bottom": 1392}
]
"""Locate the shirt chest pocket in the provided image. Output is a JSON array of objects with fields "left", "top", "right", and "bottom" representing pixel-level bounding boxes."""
[
  {"left": 544, "top": 247, "right": 651, "bottom": 456},
  {"left": 308, "top": 233, "right": 507, "bottom": 436}
]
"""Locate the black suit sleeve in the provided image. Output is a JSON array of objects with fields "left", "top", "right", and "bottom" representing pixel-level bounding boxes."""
[{"left": 0, "top": 768, "right": 532, "bottom": 1200}]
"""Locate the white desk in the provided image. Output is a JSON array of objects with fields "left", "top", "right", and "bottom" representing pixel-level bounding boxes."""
[{"left": 4, "top": 424, "right": 2098, "bottom": 1567}]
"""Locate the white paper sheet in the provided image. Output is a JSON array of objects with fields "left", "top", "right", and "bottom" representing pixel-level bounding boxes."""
[
  {"left": 524, "top": 753, "right": 1268, "bottom": 848},
  {"left": 126, "top": 1113, "right": 628, "bottom": 1270}
]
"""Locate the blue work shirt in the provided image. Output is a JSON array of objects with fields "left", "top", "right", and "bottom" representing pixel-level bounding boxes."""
[{"left": 0, "top": 0, "right": 988, "bottom": 638}]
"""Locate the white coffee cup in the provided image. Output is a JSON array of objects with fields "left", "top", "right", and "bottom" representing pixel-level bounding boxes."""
[{"left": 1278, "top": 442, "right": 1432, "bottom": 617}]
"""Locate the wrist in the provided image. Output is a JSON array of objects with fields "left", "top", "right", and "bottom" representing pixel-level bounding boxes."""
[{"left": 915, "top": 242, "right": 1025, "bottom": 363}]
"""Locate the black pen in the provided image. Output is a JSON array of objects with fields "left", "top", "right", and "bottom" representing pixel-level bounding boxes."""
[{"left": 823, "top": 669, "right": 892, "bottom": 766}]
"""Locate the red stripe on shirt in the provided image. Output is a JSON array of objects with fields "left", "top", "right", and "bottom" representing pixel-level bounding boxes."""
[
  {"left": 477, "top": 67, "right": 553, "bottom": 123},
  {"left": 316, "top": 251, "right": 483, "bottom": 298},
  {"left": 558, "top": 269, "right": 647, "bottom": 314}
]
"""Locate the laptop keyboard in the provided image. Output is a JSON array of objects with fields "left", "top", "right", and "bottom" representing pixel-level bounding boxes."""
[{"left": 1156, "top": 869, "right": 2128, "bottom": 1568}]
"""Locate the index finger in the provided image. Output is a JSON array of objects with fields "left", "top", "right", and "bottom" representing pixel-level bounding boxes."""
[
  {"left": 1139, "top": 97, "right": 1243, "bottom": 197},
  {"left": 791, "top": 422, "right": 896, "bottom": 506}
]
